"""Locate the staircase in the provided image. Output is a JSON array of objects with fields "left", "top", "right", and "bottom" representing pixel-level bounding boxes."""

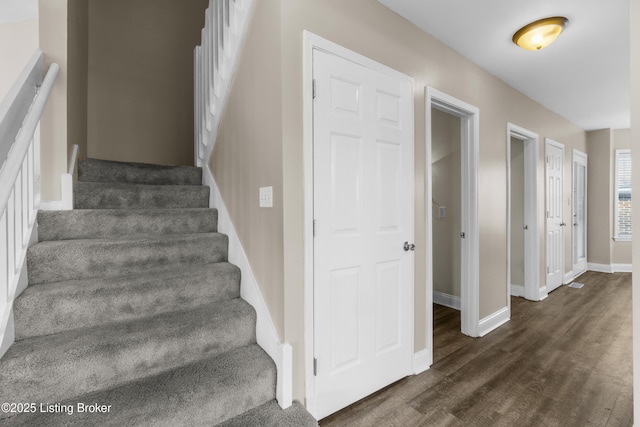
[{"left": 0, "top": 158, "right": 316, "bottom": 426}]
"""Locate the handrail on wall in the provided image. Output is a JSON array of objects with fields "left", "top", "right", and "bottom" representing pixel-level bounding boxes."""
[{"left": 0, "top": 50, "right": 59, "bottom": 359}]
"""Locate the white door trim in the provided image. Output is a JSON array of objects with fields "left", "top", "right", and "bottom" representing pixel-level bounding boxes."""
[
  {"left": 544, "top": 138, "right": 565, "bottom": 293},
  {"left": 302, "top": 31, "right": 415, "bottom": 419},
  {"left": 425, "top": 87, "right": 480, "bottom": 365},
  {"left": 572, "top": 149, "right": 588, "bottom": 277},
  {"left": 506, "top": 123, "right": 540, "bottom": 304}
]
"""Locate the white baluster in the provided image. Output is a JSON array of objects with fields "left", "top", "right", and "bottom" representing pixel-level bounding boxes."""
[
  {"left": 6, "top": 189, "right": 15, "bottom": 289},
  {"left": 0, "top": 210, "right": 7, "bottom": 306},
  {"left": 13, "top": 172, "right": 22, "bottom": 271},
  {"left": 27, "top": 143, "right": 35, "bottom": 226},
  {"left": 21, "top": 155, "right": 29, "bottom": 245}
]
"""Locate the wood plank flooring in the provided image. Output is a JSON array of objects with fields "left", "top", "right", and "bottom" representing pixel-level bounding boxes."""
[{"left": 319, "top": 271, "right": 632, "bottom": 426}]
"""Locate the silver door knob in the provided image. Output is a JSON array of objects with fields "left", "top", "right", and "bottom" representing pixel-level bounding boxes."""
[
  {"left": 403, "top": 242, "right": 415, "bottom": 252},
  {"left": 560, "top": 222, "right": 567, "bottom": 227}
]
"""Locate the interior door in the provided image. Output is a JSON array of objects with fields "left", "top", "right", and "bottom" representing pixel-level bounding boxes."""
[
  {"left": 312, "top": 48, "right": 414, "bottom": 419},
  {"left": 545, "top": 139, "right": 564, "bottom": 292},
  {"left": 572, "top": 150, "right": 588, "bottom": 275}
]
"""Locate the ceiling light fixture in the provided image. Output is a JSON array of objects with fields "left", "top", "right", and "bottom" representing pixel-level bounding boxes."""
[{"left": 512, "top": 16, "right": 568, "bottom": 51}]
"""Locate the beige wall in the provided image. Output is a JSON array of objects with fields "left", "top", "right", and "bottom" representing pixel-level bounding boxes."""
[
  {"left": 0, "top": 20, "right": 39, "bottom": 102},
  {"left": 611, "top": 128, "right": 632, "bottom": 265},
  {"left": 586, "top": 129, "right": 612, "bottom": 265},
  {"left": 39, "top": 0, "right": 68, "bottom": 202},
  {"left": 431, "top": 108, "right": 461, "bottom": 297},
  {"left": 67, "top": 0, "right": 88, "bottom": 161},
  {"left": 510, "top": 137, "right": 525, "bottom": 287},
  {"left": 212, "top": 0, "right": 285, "bottom": 339},
  {"left": 216, "top": 0, "right": 588, "bottom": 400},
  {"left": 86, "top": 0, "right": 207, "bottom": 165}
]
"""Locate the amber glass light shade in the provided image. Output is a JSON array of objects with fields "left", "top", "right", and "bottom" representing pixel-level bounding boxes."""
[{"left": 512, "top": 17, "right": 568, "bottom": 51}]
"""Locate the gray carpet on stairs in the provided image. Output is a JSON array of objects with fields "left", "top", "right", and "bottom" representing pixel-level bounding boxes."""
[
  {"left": 78, "top": 158, "right": 202, "bottom": 186},
  {"left": 0, "top": 158, "right": 317, "bottom": 426}
]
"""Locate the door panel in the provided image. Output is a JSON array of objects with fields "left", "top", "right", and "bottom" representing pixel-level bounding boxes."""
[
  {"left": 546, "top": 140, "right": 564, "bottom": 292},
  {"left": 313, "top": 49, "right": 414, "bottom": 418}
]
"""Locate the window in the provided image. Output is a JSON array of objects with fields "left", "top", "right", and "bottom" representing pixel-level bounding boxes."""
[{"left": 614, "top": 149, "right": 632, "bottom": 240}]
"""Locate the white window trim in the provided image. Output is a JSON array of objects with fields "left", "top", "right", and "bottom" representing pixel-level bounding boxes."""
[{"left": 614, "top": 149, "right": 632, "bottom": 240}]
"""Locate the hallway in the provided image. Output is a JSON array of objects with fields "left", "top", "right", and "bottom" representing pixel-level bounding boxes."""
[{"left": 321, "top": 271, "right": 632, "bottom": 426}]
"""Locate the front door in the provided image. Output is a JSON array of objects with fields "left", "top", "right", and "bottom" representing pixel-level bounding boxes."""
[
  {"left": 545, "top": 139, "right": 564, "bottom": 292},
  {"left": 312, "top": 48, "right": 414, "bottom": 418},
  {"left": 572, "top": 150, "right": 588, "bottom": 276}
]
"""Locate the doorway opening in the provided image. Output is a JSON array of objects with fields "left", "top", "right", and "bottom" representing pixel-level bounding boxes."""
[
  {"left": 572, "top": 149, "right": 588, "bottom": 277},
  {"left": 430, "top": 107, "right": 462, "bottom": 362},
  {"left": 425, "top": 87, "right": 479, "bottom": 367},
  {"left": 506, "top": 123, "right": 541, "bottom": 308}
]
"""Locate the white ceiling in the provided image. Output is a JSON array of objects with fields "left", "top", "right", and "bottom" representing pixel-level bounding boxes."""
[
  {"left": 0, "top": 0, "right": 38, "bottom": 24},
  {"left": 378, "top": 0, "right": 630, "bottom": 131}
]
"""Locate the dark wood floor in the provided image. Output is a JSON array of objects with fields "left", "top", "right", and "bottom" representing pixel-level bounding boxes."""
[{"left": 320, "top": 271, "right": 633, "bottom": 426}]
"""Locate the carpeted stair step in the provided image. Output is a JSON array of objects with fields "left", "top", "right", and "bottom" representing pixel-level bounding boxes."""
[
  {"left": 0, "top": 298, "right": 256, "bottom": 409},
  {"left": 78, "top": 158, "right": 202, "bottom": 186},
  {"left": 0, "top": 344, "right": 276, "bottom": 426},
  {"left": 74, "top": 182, "right": 209, "bottom": 209},
  {"left": 37, "top": 208, "right": 218, "bottom": 241},
  {"left": 14, "top": 262, "right": 240, "bottom": 340},
  {"left": 27, "top": 233, "right": 228, "bottom": 285},
  {"left": 218, "top": 400, "right": 319, "bottom": 427}
]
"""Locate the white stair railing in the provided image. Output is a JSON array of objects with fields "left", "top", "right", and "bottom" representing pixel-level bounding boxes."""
[
  {"left": 194, "top": 0, "right": 254, "bottom": 167},
  {"left": 0, "top": 51, "right": 59, "bottom": 358}
]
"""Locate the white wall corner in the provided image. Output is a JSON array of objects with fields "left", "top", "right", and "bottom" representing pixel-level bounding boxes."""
[
  {"left": 510, "top": 284, "right": 525, "bottom": 298},
  {"left": 433, "top": 291, "right": 461, "bottom": 311},
  {"left": 202, "top": 165, "right": 290, "bottom": 408},
  {"left": 587, "top": 263, "right": 613, "bottom": 274},
  {"left": 413, "top": 348, "right": 431, "bottom": 375},
  {"left": 477, "top": 306, "right": 510, "bottom": 337}
]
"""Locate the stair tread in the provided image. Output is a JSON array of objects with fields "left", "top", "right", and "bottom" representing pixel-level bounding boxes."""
[
  {"left": 78, "top": 158, "right": 202, "bottom": 186},
  {"left": 27, "top": 232, "right": 228, "bottom": 285},
  {"left": 14, "top": 262, "right": 240, "bottom": 340},
  {"left": 1, "top": 344, "right": 276, "bottom": 426},
  {"left": 74, "top": 182, "right": 210, "bottom": 209},
  {"left": 37, "top": 208, "right": 218, "bottom": 241},
  {"left": 0, "top": 298, "right": 256, "bottom": 407},
  {"left": 219, "top": 400, "right": 318, "bottom": 427}
]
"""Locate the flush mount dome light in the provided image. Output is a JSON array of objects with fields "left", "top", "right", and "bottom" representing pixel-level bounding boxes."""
[{"left": 512, "top": 16, "right": 568, "bottom": 51}]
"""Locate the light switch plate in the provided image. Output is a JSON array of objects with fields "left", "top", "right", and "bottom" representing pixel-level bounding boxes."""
[{"left": 260, "top": 186, "right": 273, "bottom": 208}]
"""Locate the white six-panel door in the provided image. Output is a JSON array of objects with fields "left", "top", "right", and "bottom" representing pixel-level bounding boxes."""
[
  {"left": 545, "top": 139, "right": 564, "bottom": 292},
  {"left": 312, "top": 48, "right": 414, "bottom": 419}
]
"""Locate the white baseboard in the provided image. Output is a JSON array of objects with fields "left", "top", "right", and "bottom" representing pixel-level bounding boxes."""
[
  {"left": 538, "top": 285, "right": 548, "bottom": 301},
  {"left": 478, "top": 306, "right": 510, "bottom": 337},
  {"left": 433, "top": 291, "right": 461, "bottom": 310},
  {"left": 510, "top": 284, "right": 525, "bottom": 297},
  {"left": 587, "top": 263, "right": 613, "bottom": 273},
  {"left": 203, "top": 165, "right": 292, "bottom": 409},
  {"left": 413, "top": 348, "right": 431, "bottom": 375},
  {"left": 40, "top": 200, "right": 63, "bottom": 210},
  {"left": 612, "top": 263, "right": 632, "bottom": 273},
  {"left": 563, "top": 271, "right": 575, "bottom": 284}
]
